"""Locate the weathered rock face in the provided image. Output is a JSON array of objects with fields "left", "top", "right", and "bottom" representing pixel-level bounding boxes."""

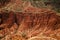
[
  {"left": 16, "top": 12, "right": 58, "bottom": 30},
  {"left": 0, "top": 11, "right": 15, "bottom": 38},
  {"left": 0, "top": 10, "right": 60, "bottom": 40},
  {"left": 0, "top": 11, "right": 15, "bottom": 28},
  {"left": 15, "top": 12, "right": 60, "bottom": 39}
]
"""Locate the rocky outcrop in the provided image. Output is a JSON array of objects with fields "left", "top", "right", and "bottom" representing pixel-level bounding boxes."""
[
  {"left": 0, "top": 9, "right": 60, "bottom": 40},
  {"left": 16, "top": 11, "right": 60, "bottom": 37}
]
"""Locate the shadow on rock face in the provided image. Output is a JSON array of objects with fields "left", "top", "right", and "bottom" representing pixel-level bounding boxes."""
[{"left": 0, "top": 0, "right": 11, "bottom": 8}]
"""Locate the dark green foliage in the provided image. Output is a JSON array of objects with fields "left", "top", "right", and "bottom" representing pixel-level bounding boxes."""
[
  {"left": 29, "top": 0, "right": 45, "bottom": 8},
  {"left": 32, "top": 0, "right": 40, "bottom": 1},
  {"left": 51, "top": 0, "right": 60, "bottom": 12}
]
